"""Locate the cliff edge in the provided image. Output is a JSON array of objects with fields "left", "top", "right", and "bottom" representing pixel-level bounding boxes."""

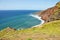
[{"left": 37, "top": 2, "right": 60, "bottom": 22}]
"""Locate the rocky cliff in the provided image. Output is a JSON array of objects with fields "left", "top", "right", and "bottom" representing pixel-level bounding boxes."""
[{"left": 37, "top": 2, "right": 60, "bottom": 22}]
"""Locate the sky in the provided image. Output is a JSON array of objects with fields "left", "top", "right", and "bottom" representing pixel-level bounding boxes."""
[{"left": 0, "top": 0, "right": 60, "bottom": 10}]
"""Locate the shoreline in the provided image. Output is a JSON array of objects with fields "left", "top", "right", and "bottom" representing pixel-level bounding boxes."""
[{"left": 29, "top": 14, "right": 45, "bottom": 27}]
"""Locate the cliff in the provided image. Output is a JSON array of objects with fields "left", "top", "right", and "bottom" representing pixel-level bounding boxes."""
[{"left": 37, "top": 2, "right": 60, "bottom": 22}]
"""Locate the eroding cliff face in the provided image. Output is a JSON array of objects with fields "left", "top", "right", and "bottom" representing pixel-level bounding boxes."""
[{"left": 37, "top": 2, "right": 60, "bottom": 22}]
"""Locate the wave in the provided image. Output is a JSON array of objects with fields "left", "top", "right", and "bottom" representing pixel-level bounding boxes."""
[{"left": 29, "top": 14, "right": 45, "bottom": 26}]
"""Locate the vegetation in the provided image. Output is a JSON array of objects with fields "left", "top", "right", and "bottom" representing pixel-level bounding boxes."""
[
  {"left": 56, "top": 1, "right": 60, "bottom": 7},
  {"left": 0, "top": 20, "right": 60, "bottom": 40}
]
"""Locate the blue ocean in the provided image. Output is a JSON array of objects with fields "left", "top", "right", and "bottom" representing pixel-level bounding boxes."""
[{"left": 0, "top": 10, "right": 41, "bottom": 30}]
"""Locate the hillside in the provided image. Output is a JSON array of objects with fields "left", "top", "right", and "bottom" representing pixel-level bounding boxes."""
[
  {"left": 0, "top": 2, "right": 60, "bottom": 40},
  {"left": 0, "top": 20, "right": 60, "bottom": 40},
  {"left": 37, "top": 2, "right": 60, "bottom": 22}
]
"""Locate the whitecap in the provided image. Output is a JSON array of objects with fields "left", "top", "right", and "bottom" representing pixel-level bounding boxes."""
[{"left": 29, "top": 13, "right": 45, "bottom": 26}]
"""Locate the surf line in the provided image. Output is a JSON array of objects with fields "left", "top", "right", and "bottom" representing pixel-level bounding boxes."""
[{"left": 29, "top": 14, "right": 45, "bottom": 26}]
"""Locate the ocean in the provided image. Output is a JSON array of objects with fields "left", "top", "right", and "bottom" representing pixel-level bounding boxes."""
[{"left": 0, "top": 10, "right": 42, "bottom": 30}]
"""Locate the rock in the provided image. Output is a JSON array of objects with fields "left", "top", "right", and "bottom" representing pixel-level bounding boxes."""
[{"left": 37, "top": 2, "right": 60, "bottom": 22}]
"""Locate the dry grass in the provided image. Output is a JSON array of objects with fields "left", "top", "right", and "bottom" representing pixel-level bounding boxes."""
[{"left": 0, "top": 20, "right": 60, "bottom": 40}]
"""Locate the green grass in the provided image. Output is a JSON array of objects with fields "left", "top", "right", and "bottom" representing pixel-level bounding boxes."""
[
  {"left": 0, "top": 27, "right": 16, "bottom": 38},
  {"left": 0, "top": 20, "right": 60, "bottom": 40},
  {"left": 56, "top": 2, "right": 60, "bottom": 8}
]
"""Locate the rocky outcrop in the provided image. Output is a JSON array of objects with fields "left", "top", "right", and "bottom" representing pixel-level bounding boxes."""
[{"left": 37, "top": 2, "right": 60, "bottom": 22}]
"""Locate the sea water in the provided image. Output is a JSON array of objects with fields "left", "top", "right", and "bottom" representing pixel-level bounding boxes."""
[{"left": 0, "top": 10, "right": 42, "bottom": 30}]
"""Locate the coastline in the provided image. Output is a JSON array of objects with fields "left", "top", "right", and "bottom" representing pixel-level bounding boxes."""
[{"left": 29, "top": 13, "right": 45, "bottom": 27}]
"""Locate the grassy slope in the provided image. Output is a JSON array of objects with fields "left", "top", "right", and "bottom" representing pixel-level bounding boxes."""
[{"left": 0, "top": 20, "right": 60, "bottom": 40}]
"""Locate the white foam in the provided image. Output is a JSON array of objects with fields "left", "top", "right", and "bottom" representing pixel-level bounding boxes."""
[{"left": 29, "top": 14, "right": 45, "bottom": 26}]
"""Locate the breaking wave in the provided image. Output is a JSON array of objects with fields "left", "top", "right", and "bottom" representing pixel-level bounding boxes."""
[{"left": 29, "top": 14, "right": 45, "bottom": 26}]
